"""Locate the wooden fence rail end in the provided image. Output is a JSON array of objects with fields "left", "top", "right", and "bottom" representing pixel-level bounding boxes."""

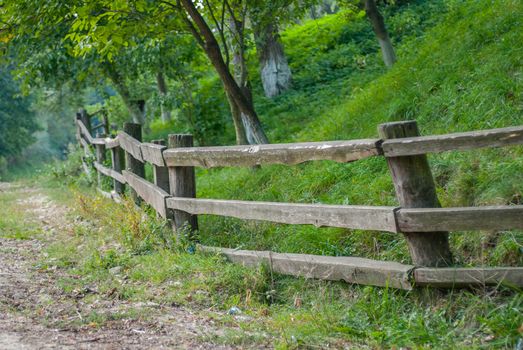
[{"left": 382, "top": 125, "right": 523, "bottom": 157}]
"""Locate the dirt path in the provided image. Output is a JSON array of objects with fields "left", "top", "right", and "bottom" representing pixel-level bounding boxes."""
[{"left": 0, "top": 184, "right": 250, "bottom": 349}]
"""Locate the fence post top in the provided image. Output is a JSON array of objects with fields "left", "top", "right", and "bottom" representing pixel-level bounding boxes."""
[
  {"left": 378, "top": 120, "right": 420, "bottom": 139},
  {"left": 168, "top": 134, "right": 194, "bottom": 148}
]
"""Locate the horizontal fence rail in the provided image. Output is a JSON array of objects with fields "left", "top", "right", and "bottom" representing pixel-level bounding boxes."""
[
  {"left": 199, "top": 246, "right": 415, "bottom": 290},
  {"left": 122, "top": 170, "right": 170, "bottom": 218},
  {"left": 163, "top": 139, "right": 381, "bottom": 168},
  {"left": 396, "top": 206, "right": 523, "bottom": 232},
  {"left": 166, "top": 198, "right": 399, "bottom": 232},
  {"left": 75, "top": 115, "right": 523, "bottom": 290},
  {"left": 382, "top": 125, "right": 523, "bottom": 157}
]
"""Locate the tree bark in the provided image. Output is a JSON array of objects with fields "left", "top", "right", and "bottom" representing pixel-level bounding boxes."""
[
  {"left": 254, "top": 22, "right": 292, "bottom": 98},
  {"left": 226, "top": 92, "right": 248, "bottom": 145},
  {"left": 179, "top": 0, "right": 269, "bottom": 145},
  {"left": 364, "top": 0, "right": 396, "bottom": 67},
  {"left": 156, "top": 71, "right": 172, "bottom": 122},
  {"left": 378, "top": 121, "right": 452, "bottom": 267}
]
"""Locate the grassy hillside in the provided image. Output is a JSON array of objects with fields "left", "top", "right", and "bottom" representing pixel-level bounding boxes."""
[
  {"left": 197, "top": 0, "right": 523, "bottom": 268},
  {"left": 31, "top": 0, "right": 522, "bottom": 348}
]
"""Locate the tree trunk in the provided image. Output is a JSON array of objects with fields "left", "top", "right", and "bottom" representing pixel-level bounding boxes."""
[
  {"left": 254, "top": 22, "right": 292, "bottom": 98},
  {"left": 322, "top": 0, "right": 334, "bottom": 15},
  {"left": 103, "top": 62, "right": 146, "bottom": 124},
  {"left": 179, "top": 0, "right": 269, "bottom": 144},
  {"left": 364, "top": 0, "right": 396, "bottom": 67},
  {"left": 229, "top": 15, "right": 262, "bottom": 145},
  {"left": 226, "top": 92, "right": 248, "bottom": 145},
  {"left": 156, "top": 71, "right": 172, "bottom": 122}
]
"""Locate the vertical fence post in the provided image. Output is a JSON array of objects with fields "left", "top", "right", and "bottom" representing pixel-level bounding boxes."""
[
  {"left": 78, "top": 108, "right": 91, "bottom": 135},
  {"left": 110, "top": 145, "right": 125, "bottom": 195},
  {"left": 167, "top": 134, "right": 198, "bottom": 238},
  {"left": 378, "top": 120, "right": 453, "bottom": 267},
  {"left": 95, "top": 136, "right": 106, "bottom": 189},
  {"left": 123, "top": 122, "right": 145, "bottom": 205},
  {"left": 152, "top": 139, "right": 170, "bottom": 193}
]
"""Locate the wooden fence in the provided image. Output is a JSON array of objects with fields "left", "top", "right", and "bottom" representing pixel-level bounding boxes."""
[{"left": 75, "top": 111, "right": 523, "bottom": 290}]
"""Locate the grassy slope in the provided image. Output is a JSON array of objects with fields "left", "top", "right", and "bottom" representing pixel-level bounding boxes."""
[
  {"left": 18, "top": 0, "right": 522, "bottom": 348},
  {"left": 197, "top": 0, "right": 523, "bottom": 268}
]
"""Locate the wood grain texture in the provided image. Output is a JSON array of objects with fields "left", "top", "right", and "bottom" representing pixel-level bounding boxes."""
[
  {"left": 105, "top": 136, "right": 120, "bottom": 149},
  {"left": 166, "top": 198, "right": 398, "bottom": 232},
  {"left": 397, "top": 206, "right": 523, "bottom": 232},
  {"left": 92, "top": 138, "right": 107, "bottom": 145},
  {"left": 382, "top": 125, "right": 523, "bottom": 157},
  {"left": 119, "top": 131, "right": 144, "bottom": 162},
  {"left": 76, "top": 119, "right": 94, "bottom": 144},
  {"left": 123, "top": 123, "right": 145, "bottom": 206},
  {"left": 95, "top": 142, "right": 107, "bottom": 188},
  {"left": 152, "top": 140, "right": 170, "bottom": 194},
  {"left": 110, "top": 146, "right": 125, "bottom": 194},
  {"left": 140, "top": 142, "right": 166, "bottom": 166},
  {"left": 93, "top": 161, "right": 127, "bottom": 185},
  {"left": 122, "top": 170, "right": 170, "bottom": 218},
  {"left": 200, "top": 246, "right": 414, "bottom": 290},
  {"left": 379, "top": 121, "right": 452, "bottom": 267},
  {"left": 168, "top": 134, "right": 198, "bottom": 234},
  {"left": 163, "top": 139, "right": 381, "bottom": 168},
  {"left": 414, "top": 267, "right": 523, "bottom": 288}
]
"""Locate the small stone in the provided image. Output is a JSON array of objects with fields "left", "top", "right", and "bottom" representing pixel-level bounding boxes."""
[
  {"left": 228, "top": 306, "right": 241, "bottom": 315},
  {"left": 109, "top": 266, "right": 122, "bottom": 275}
]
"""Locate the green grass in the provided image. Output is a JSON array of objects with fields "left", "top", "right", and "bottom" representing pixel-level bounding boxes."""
[
  {"left": 192, "top": 0, "right": 523, "bottom": 269},
  {"left": 33, "top": 187, "right": 522, "bottom": 348},
  {"left": 7, "top": 0, "right": 523, "bottom": 347},
  {"left": 0, "top": 187, "right": 42, "bottom": 240}
]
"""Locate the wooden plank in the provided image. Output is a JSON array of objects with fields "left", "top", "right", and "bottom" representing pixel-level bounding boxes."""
[
  {"left": 76, "top": 119, "right": 94, "bottom": 144},
  {"left": 163, "top": 139, "right": 381, "bottom": 168},
  {"left": 119, "top": 131, "right": 143, "bottom": 162},
  {"left": 122, "top": 170, "right": 170, "bottom": 218},
  {"left": 379, "top": 121, "right": 452, "bottom": 267},
  {"left": 166, "top": 198, "right": 398, "bottom": 232},
  {"left": 414, "top": 267, "right": 523, "bottom": 288},
  {"left": 92, "top": 137, "right": 107, "bottom": 145},
  {"left": 110, "top": 146, "right": 125, "bottom": 194},
  {"left": 200, "top": 246, "right": 414, "bottom": 290},
  {"left": 168, "top": 134, "right": 198, "bottom": 236},
  {"left": 105, "top": 136, "right": 120, "bottom": 149},
  {"left": 97, "top": 187, "right": 113, "bottom": 199},
  {"left": 382, "top": 125, "right": 523, "bottom": 157},
  {"left": 93, "top": 162, "right": 127, "bottom": 185},
  {"left": 397, "top": 206, "right": 523, "bottom": 232},
  {"left": 140, "top": 142, "right": 166, "bottom": 166}
]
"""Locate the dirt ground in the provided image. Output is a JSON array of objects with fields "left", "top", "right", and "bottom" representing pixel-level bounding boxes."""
[{"left": 0, "top": 183, "right": 255, "bottom": 349}]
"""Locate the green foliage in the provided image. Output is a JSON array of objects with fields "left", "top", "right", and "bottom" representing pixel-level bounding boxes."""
[
  {"left": 0, "top": 65, "right": 39, "bottom": 177},
  {"left": 34, "top": 184, "right": 522, "bottom": 349},
  {"left": 196, "top": 0, "right": 523, "bottom": 268}
]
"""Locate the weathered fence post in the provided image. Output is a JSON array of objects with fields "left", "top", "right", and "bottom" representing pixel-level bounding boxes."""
[
  {"left": 95, "top": 136, "right": 106, "bottom": 189},
  {"left": 78, "top": 108, "right": 91, "bottom": 134},
  {"left": 152, "top": 139, "right": 170, "bottom": 193},
  {"left": 378, "top": 121, "right": 453, "bottom": 267},
  {"left": 123, "top": 122, "right": 145, "bottom": 205},
  {"left": 167, "top": 134, "right": 198, "bottom": 238},
  {"left": 110, "top": 145, "right": 125, "bottom": 195}
]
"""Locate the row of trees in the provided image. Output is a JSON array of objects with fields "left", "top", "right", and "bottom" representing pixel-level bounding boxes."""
[{"left": 0, "top": 0, "right": 396, "bottom": 147}]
